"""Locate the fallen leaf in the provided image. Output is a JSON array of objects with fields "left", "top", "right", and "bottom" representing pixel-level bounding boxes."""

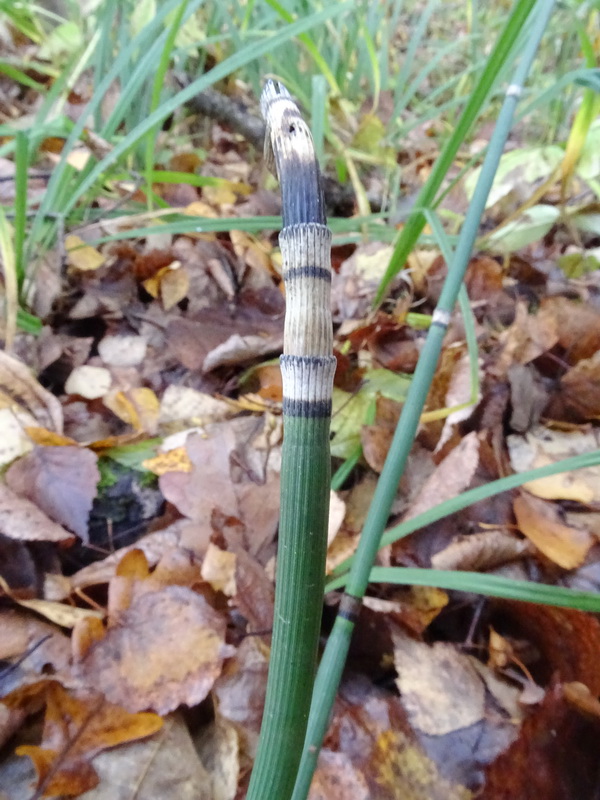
[
  {"left": 507, "top": 426, "right": 600, "bottom": 503},
  {"left": 0, "top": 577, "right": 102, "bottom": 628},
  {"left": 103, "top": 388, "right": 160, "bottom": 434},
  {"left": 498, "top": 602, "right": 600, "bottom": 693},
  {"left": 65, "top": 234, "right": 106, "bottom": 272},
  {"left": 513, "top": 492, "right": 593, "bottom": 569},
  {"left": 6, "top": 446, "right": 100, "bottom": 541},
  {"left": 492, "top": 301, "right": 558, "bottom": 379},
  {"left": 541, "top": 296, "right": 600, "bottom": 363},
  {"left": 212, "top": 637, "right": 269, "bottom": 758},
  {"left": 70, "top": 523, "right": 183, "bottom": 591},
  {"left": 65, "top": 366, "right": 112, "bottom": 400},
  {"left": 431, "top": 530, "right": 532, "bottom": 572},
  {"left": 559, "top": 350, "right": 600, "bottom": 420},
  {"left": 15, "top": 681, "right": 162, "bottom": 798},
  {"left": 161, "top": 265, "right": 190, "bottom": 310},
  {"left": 323, "top": 675, "right": 474, "bottom": 798},
  {"left": 201, "top": 543, "right": 237, "bottom": 596},
  {"left": 403, "top": 432, "right": 480, "bottom": 523},
  {"left": 0, "top": 350, "right": 63, "bottom": 433},
  {"left": 159, "top": 429, "right": 237, "bottom": 523},
  {"left": 158, "top": 385, "right": 234, "bottom": 426},
  {"left": 142, "top": 446, "right": 192, "bottom": 475},
  {"left": 98, "top": 335, "right": 147, "bottom": 367},
  {"left": 24, "top": 427, "right": 79, "bottom": 446},
  {"left": 77, "top": 585, "right": 235, "bottom": 714},
  {"left": 81, "top": 712, "right": 212, "bottom": 800},
  {"left": 392, "top": 627, "right": 486, "bottom": 735},
  {"left": 0, "top": 483, "right": 74, "bottom": 543},
  {"left": 195, "top": 717, "right": 240, "bottom": 800}
]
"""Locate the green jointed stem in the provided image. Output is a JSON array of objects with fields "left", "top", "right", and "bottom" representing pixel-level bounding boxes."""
[
  {"left": 246, "top": 82, "right": 335, "bottom": 800},
  {"left": 292, "top": 2, "right": 557, "bottom": 798}
]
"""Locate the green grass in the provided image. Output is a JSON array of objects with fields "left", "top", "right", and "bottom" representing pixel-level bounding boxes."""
[{"left": 0, "top": 0, "right": 594, "bottom": 303}]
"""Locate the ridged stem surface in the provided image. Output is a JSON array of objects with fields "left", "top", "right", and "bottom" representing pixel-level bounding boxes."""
[{"left": 246, "top": 81, "right": 334, "bottom": 800}]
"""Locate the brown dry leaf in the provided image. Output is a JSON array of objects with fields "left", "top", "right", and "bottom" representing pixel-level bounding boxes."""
[
  {"left": 160, "top": 429, "right": 237, "bottom": 523},
  {"left": 77, "top": 585, "right": 235, "bottom": 714},
  {"left": 0, "top": 350, "right": 63, "bottom": 433},
  {"left": 212, "top": 637, "right": 269, "bottom": 759},
  {"left": 361, "top": 396, "right": 401, "bottom": 473},
  {"left": 201, "top": 543, "right": 237, "bottom": 596},
  {"left": 431, "top": 530, "right": 532, "bottom": 572},
  {"left": 403, "top": 431, "right": 480, "bottom": 523},
  {"left": 0, "top": 482, "right": 74, "bottom": 544},
  {"left": 142, "top": 446, "right": 192, "bottom": 475},
  {"left": 229, "top": 229, "right": 272, "bottom": 274},
  {"left": 81, "top": 712, "right": 212, "bottom": 800},
  {"left": 392, "top": 627, "right": 485, "bottom": 735},
  {"left": 513, "top": 492, "right": 593, "bottom": 569},
  {"left": 492, "top": 301, "right": 558, "bottom": 378},
  {"left": 0, "top": 577, "right": 102, "bottom": 628},
  {"left": 332, "top": 242, "right": 396, "bottom": 321},
  {"left": 70, "top": 524, "right": 183, "bottom": 591},
  {"left": 6, "top": 446, "right": 100, "bottom": 541},
  {"left": 103, "top": 388, "right": 160, "bottom": 434},
  {"left": 559, "top": 350, "right": 600, "bottom": 419},
  {"left": 15, "top": 681, "right": 162, "bottom": 798},
  {"left": 540, "top": 296, "right": 600, "bottom": 363},
  {"left": 507, "top": 426, "right": 600, "bottom": 503},
  {"left": 65, "top": 234, "right": 106, "bottom": 272}
]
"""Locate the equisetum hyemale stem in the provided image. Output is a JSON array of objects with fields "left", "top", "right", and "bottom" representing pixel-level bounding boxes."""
[{"left": 246, "top": 81, "right": 335, "bottom": 800}]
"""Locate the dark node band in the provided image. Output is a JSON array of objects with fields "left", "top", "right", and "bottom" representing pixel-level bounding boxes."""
[
  {"left": 282, "top": 397, "right": 332, "bottom": 418},
  {"left": 283, "top": 266, "right": 331, "bottom": 282},
  {"left": 338, "top": 592, "right": 362, "bottom": 623},
  {"left": 280, "top": 354, "right": 336, "bottom": 369}
]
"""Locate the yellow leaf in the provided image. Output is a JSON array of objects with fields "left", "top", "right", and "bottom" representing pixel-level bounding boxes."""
[
  {"left": 161, "top": 265, "right": 189, "bottom": 310},
  {"left": 65, "top": 234, "right": 106, "bottom": 272},
  {"left": 514, "top": 492, "right": 593, "bottom": 569},
  {"left": 25, "top": 426, "right": 79, "bottom": 447},
  {"left": 142, "top": 446, "right": 192, "bottom": 475},
  {"left": 104, "top": 388, "right": 160, "bottom": 434}
]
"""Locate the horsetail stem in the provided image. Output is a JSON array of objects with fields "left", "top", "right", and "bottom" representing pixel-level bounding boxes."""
[{"left": 246, "top": 81, "right": 335, "bottom": 800}]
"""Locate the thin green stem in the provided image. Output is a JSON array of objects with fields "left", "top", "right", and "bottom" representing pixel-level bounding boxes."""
[{"left": 292, "top": 2, "right": 557, "bottom": 797}]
